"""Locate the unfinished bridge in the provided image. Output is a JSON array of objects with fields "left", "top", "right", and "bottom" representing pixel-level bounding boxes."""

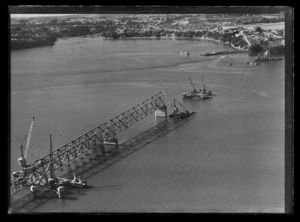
[{"left": 11, "top": 91, "right": 168, "bottom": 195}]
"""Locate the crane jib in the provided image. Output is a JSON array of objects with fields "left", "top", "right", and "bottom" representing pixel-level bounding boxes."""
[
  {"left": 24, "top": 117, "right": 34, "bottom": 159},
  {"left": 189, "top": 76, "right": 195, "bottom": 90}
]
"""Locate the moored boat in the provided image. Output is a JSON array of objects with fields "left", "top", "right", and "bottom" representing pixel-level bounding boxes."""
[{"left": 180, "top": 51, "right": 190, "bottom": 56}]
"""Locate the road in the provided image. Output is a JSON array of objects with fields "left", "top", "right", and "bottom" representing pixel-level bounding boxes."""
[{"left": 240, "top": 30, "right": 252, "bottom": 47}]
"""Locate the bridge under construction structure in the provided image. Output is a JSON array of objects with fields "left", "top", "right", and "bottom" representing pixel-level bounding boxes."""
[{"left": 10, "top": 91, "right": 168, "bottom": 196}]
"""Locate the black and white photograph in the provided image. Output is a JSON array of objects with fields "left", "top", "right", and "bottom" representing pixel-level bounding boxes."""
[{"left": 9, "top": 6, "right": 293, "bottom": 214}]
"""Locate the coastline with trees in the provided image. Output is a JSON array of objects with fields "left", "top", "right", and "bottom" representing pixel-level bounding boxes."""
[
  {"left": 11, "top": 36, "right": 57, "bottom": 50},
  {"left": 10, "top": 14, "right": 285, "bottom": 56}
]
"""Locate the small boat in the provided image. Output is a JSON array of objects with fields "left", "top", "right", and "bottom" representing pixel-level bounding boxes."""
[
  {"left": 182, "top": 75, "right": 212, "bottom": 100},
  {"left": 57, "top": 176, "right": 88, "bottom": 188},
  {"left": 180, "top": 51, "right": 190, "bottom": 56}
]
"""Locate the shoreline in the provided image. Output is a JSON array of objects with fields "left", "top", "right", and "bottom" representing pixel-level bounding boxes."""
[
  {"left": 11, "top": 37, "right": 245, "bottom": 52},
  {"left": 11, "top": 34, "right": 249, "bottom": 52},
  {"left": 103, "top": 36, "right": 247, "bottom": 51},
  {"left": 11, "top": 34, "right": 248, "bottom": 51}
]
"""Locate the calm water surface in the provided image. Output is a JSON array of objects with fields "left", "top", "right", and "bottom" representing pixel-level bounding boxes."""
[{"left": 11, "top": 37, "right": 285, "bottom": 212}]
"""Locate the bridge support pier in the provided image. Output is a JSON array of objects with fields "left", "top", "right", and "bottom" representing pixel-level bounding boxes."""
[
  {"left": 99, "top": 141, "right": 106, "bottom": 155},
  {"left": 114, "top": 139, "right": 119, "bottom": 154},
  {"left": 115, "top": 139, "right": 119, "bottom": 149},
  {"left": 155, "top": 105, "right": 168, "bottom": 118},
  {"left": 103, "top": 137, "right": 119, "bottom": 154}
]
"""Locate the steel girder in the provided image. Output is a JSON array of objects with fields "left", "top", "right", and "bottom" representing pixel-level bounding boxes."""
[{"left": 10, "top": 91, "right": 166, "bottom": 195}]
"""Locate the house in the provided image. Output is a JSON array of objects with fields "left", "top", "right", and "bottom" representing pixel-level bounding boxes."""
[{"left": 222, "top": 26, "right": 237, "bottom": 31}]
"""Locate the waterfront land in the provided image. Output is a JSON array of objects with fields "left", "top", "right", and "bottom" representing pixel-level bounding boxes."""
[{"left": 11, "top": 14, "right": 285, "bottom": 54}]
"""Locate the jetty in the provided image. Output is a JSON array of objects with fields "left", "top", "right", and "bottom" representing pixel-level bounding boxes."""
[{"left": 200, "top": 50, "right": 247, "bottom": 56}]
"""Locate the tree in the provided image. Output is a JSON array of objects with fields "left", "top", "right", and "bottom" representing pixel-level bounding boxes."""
[
  {"left": 185, "top": 31, "right": 194, "bottom": 38},
  {"left": 248, "top": 43, "right": 264, "bottom": 54},
  {"left": 154, "top": 31, "right": 161, "bottom": 38},
  {"left": 206, "top": 31, "right": 212, "bottom": 38},
  {"left": 41, "top": 27, "right": 49, "bottom": 33},
  {"left": 110, "top": 31, "right": 119, "bottom": 39},
  {"left": 254, "top": 26, "right": 263, "bottom": 33}
]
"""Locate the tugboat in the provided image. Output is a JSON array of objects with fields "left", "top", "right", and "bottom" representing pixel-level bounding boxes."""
[
  {"left": 182, "top": 76, "right": 212, "bottom": 100},
  {"left": 160, "top": 86, "right": 195, "bottom": 120},
  {"left": 254, "top": 50, "right": 283, "bottom": 62}
]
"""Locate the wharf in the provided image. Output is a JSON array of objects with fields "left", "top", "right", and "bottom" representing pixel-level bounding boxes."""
[
  {"left": 254, "top": 56, "right": 283, "bottom": 62},
  {"left": 200, "top": 50, "right": 248, "bottom": 56}
]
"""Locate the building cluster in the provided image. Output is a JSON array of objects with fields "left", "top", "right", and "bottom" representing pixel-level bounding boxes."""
[{"left": 242, "top": 27, "right": 285, "bottom": 47}]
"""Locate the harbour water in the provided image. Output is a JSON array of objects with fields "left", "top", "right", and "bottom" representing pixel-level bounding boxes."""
[{"left": 11, "top": 37, "right": 285, "bottom": 212}]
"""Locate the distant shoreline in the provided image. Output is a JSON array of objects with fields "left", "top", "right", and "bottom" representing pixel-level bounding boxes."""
[
  {"left": 103, "top": 36, "right": 247, "bottom": 51},
  {"left": 11, "top": 35, "right": 246, "bottom": 51}
]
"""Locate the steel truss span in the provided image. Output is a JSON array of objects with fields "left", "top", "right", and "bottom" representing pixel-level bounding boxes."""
[{"left": 11, "top": 91, "right": 167, "bottom": 195}]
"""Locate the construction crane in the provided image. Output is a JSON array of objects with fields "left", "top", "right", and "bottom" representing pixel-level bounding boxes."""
[
  {"left": 160, "top": 85, "right": 174, "bottom": 110},
  {"left": 17, "top": 117, "right": 35, "bottom": 169},
  {"left": 160, "top": 85, "right": 190, "bottom": 113},
  {"left": 189, "top": 76, "right": 199, "bottom": 93}
]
